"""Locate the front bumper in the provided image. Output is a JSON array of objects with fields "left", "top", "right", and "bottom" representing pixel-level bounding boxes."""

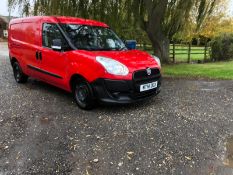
[{"left": 91, "top": 75, "right": 162, "bottom": 104}]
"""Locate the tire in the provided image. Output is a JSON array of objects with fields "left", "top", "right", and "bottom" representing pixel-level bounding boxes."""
[
  {"left": 72, "top": 78, "right": 95, "bottom": 110},
  {"left": 13, "top": 62, "right": 28, "bottom": 83}
]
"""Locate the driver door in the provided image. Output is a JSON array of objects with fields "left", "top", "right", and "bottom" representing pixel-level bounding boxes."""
[{"left": 39, "top": 23, "right": 70, "bottom": 88}]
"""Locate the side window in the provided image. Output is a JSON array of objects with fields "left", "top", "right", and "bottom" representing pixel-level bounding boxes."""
[{"left": 42, "top": 23, "right": 70, "bottom": 51}]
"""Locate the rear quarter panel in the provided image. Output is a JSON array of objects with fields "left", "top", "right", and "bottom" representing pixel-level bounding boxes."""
[
  {"left": 9, "top": 18, "right": 41, "bottom": 76},
  {"left": 8, "top": 21, "right": 23, "bottom": 63}
]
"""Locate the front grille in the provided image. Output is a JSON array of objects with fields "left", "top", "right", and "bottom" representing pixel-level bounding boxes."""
[
  {"left": 133, "top": 68, "right": 161, "bottom": 93},
  {"left": 133, "top": 68, "right": 161, "bottom": 83}
]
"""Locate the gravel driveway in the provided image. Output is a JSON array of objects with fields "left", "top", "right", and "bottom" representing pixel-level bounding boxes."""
[{"left": 1, "top": 42, "right": 233, "bottom": 174}]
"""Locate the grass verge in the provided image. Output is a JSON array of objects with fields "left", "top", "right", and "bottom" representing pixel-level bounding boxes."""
[{"left": 162, "top": 61, "right": 233, "bottom": 80}]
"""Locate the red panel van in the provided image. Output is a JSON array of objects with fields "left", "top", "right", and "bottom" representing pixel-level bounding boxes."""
[{"left": 8, "top": 16, "right": 161, "bottom": 109}]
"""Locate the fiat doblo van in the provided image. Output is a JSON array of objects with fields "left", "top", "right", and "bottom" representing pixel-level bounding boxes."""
[{"left": 8, "top": 16, "right": 161, "bottom": 109}]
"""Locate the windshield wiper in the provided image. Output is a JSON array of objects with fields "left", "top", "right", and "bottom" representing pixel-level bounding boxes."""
[
  {"left": 77, "top": 47, "right": 94, "bottom": 51},
  {"left": 118, "top": 46, "right": 127, "bottom": 51}
]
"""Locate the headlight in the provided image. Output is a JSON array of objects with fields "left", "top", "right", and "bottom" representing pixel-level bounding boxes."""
[
  {"left": 96, "top": 56, "right": 129, "bottom": 76},
  {"left": 152, "top": 55, "right": 161, "bottom": 68}
]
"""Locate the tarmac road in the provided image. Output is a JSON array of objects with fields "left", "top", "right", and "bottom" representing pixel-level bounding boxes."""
[{"left": 1, "top": 42, "right": 233, "bottom": 174}]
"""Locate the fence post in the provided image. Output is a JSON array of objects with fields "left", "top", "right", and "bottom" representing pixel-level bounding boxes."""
[
  {"left": 188, "top": 42, "right": 191, "bottom": 63},
  {"left": 173, "top": 42, "right": 175, "bottom": 63},
  {"left": 204, "top": 41, "right": 207, "bottom": 62},
  {"left": 143, "top": 43, "right": 146, "bottom": 51}
]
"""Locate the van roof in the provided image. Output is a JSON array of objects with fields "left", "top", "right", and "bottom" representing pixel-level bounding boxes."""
[{"left": 10, "top": 16, "right": 109, "bottom": 27}]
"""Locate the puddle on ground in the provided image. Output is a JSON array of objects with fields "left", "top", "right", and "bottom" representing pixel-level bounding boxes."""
[{"left": 223, "top": 136, "right": 233, "bottom": 168}]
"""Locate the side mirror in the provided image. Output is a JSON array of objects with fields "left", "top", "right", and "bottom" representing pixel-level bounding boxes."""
[
  {"left": 51, "top": 39, "right": 62, "bottom": 51},
  {"left": 125, "top": 40, "right": 137, "bottom": 50}
]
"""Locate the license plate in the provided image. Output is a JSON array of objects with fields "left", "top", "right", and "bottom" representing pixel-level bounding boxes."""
[{"left": 140, "top": 81, "right": 158, "bottom": 92}]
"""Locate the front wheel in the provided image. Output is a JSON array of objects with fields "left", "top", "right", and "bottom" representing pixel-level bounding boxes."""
[
  {"left": 72, "top": 79, "right": 95, "bottom": 110},
  {"left": 13, "top": 62, "right": 28, "bottom": 83}
]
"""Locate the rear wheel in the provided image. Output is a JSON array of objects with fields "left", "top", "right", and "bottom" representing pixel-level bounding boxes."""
[
  {"left": 13, "top": 62, "right": 28, "bottom": 83},
  {"left": 72, "top": 78, "right": 95, "bottom": 110}
]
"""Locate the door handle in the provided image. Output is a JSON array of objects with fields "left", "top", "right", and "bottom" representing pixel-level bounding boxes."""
[
  {"left": 39, "top": 52, "right": 42, "bottom": 60},
  {"left": 36, "top": 51, "right": 39, "bottom": 60},
  {"left": 36, "top": 51, "right": 42, "bottom": 60}
]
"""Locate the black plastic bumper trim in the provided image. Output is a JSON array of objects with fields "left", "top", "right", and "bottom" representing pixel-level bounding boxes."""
[{"left": 91, "top": 78, "right": 161, "bottom": 104}]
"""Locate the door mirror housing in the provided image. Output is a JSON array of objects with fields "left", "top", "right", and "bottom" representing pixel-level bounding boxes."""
[
  {"left": 125, "top": 40, "right": 137, "bottom": 50},
  {"left": 51, "top": 39, "right": 62, "bottom": 51}
]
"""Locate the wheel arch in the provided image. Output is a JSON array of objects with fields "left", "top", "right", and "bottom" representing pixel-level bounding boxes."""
[
  {"left": 69, "top": 74, "right": 88, "bottom": 92},
  {"left": 10, "top": 57, "right": 18, "bottom": 66}
]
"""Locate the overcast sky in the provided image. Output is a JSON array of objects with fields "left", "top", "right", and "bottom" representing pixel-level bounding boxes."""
[
  {"left": 0, "top": 0, "right": 19, "bottom": 16},
  {"left": 1, "top": 0, "right": 233, "bottom": 17}
]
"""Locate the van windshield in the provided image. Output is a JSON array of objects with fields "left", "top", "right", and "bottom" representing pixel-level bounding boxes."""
[{"left": 61, "top": 24, "right": 127, "bottom": 51}]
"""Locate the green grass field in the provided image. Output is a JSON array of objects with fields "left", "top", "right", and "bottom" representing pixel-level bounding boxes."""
[
  {"left": 170, "top": 45, "right": 210, "bottom": 62},
  {"left": 162, "top": 61, "right": 233, "bottom": 80},
  {"left": 138, "top": 45, "right": 209, "bottom": 62}
]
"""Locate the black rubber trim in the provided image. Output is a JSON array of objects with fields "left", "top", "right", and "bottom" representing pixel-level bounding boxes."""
[{"left": 27, "top": 65, "right": 63, "bottom": 79}]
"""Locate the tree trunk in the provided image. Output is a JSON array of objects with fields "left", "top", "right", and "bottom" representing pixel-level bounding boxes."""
[
  {"left": 146, "top": 29, "right": 170, "bottom": 63},
  {"left": 142, "top": 0, "right": 170, "bottom": 63}
]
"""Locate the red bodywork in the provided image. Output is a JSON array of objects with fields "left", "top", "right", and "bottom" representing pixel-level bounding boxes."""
[{"left": 8, "top": 16, "right": 160, "bottom": 93}]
